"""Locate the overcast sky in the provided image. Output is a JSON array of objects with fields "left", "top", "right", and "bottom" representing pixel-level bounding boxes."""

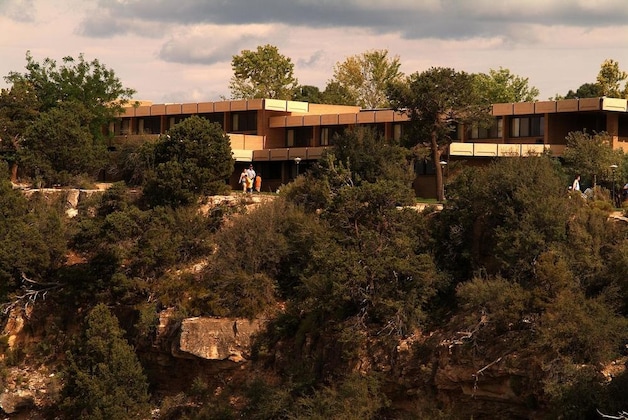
[{"left": 2, "top": 0, "right": 628, "bottom": 104}]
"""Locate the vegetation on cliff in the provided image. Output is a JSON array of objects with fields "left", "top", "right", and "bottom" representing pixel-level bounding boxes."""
[{"left": 0, "top": 127, "right": 627, "bottom": 418}]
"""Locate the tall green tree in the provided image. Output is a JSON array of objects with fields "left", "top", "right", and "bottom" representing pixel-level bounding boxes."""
[
  {"left": 554, "top": 58, "right": 628, "bottom": 100},
  {"left": 0, "top": 81, "right": 39, "bottom": 181},
  {"left": 596, "top": 59, "right": 628, "bottom": 98},
  {"left": 4, "top": 52, "right": 135, "bottom": 136},
  {"left": 1, "top": 51, "right": 136, "bottom": 184},
  {"left": 331, "top": 49, "right": 403, "bottom": 109},
  {"left": 473, "top": 67, "right": 539, "bottom": 103},
  {"left": 562, "top": 130, "right": 618, "bottom": 189},
  {"left": 142, "top": 115, "right": 234, "bottom": 207},
  {"left": 388, "top": 67, "right": 491, "bottom": 201},
  {"left": 20, "top": 102, "right": 105, "bottom": 184},
  {"left": 229, "top": 44, "right": 298, "bottom": 99},
  {"left": 62, "top": 304, "right": 150, "bottom": 419}
]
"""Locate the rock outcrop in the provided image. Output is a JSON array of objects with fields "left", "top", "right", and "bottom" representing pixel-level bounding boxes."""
[{"left": 175, "top": 317, "right": 263, "bottom": 362}]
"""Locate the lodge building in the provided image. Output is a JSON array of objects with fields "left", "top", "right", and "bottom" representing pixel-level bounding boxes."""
[{"left": 111, "top": 97, "right": 628, "bottom": 197}]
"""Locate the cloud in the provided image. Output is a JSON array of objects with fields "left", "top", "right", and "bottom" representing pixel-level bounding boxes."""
[
  {"left": 77, "top": 0, "right": 628, "bottom": 43},
  {"left": 157, "top": 24, "right": 276, "bottom": 65},
  {"left": 0, "top": 0, "right": 37, "bottom": 22}
]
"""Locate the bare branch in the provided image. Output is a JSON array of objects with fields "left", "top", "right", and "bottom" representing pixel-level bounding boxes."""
[
  {"left": 1, "top": 273, "right": 63, "bottom": 315},
  {"left": 597, "top": 409, "right": 628, "bottom": 419}
]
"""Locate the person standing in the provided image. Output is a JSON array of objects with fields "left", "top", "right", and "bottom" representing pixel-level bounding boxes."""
[
  {"left": 238, "top": 168, "right": 248, "bottom": 193},
  {"left": 246, "top": 164, "right": 256, "bottom": 182},
  {"left": 572, "top": 175, "right": 581, "bottom": 192},
  {"left": 254, "top": 173, "right": 262, "bottom": 193}
]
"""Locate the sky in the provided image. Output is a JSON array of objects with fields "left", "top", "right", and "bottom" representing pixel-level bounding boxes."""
[{"left": 1, "top": 0, "right": 628, "bottom": 105}]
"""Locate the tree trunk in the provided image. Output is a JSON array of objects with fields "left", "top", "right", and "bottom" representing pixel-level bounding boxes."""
[
  {"left": 432, "top": 131, "right": 444, "bottom": 202},
  {"left": 10, "top": 162, "right": 18, "bottom": 183}
]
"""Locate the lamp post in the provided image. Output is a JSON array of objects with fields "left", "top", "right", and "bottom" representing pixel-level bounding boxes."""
[
  {"left": 294, "top": 157, "right": 302, "bottom": 177},
  {"left": 439, "top": 160, "right": 447, "bottom": 201},
  {"left": 610, "top": 164, "right": 618, "bottom": 207}
]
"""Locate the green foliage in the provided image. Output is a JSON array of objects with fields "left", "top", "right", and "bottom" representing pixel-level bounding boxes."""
[
  {"left": 435, "top": 156, "right": 570, "bottom": 281},
  {"left": 330, "top": 126, "right": 414, "bottom": 186},
  {"left": 20, "top": 102, "right": 106, "bottom": 184},
  {"left": 331, "top": 49, "right": 403, "bottom": 109},
  {"left": 456, "top": 275, "right": 531, "bottom": 334},
  {"left": 597, "top": 58, "right": 628, "bottom": 98},
  {"left": 0, "top": 179, "right": 68, "bottom": 302},
  {"left": 562, "top": 130, "right": 618, "bottom": 188},
  {"left": 289, "top": 373, "right": 389, "bottom": 420},
  {"left": 197, "top": 199, "right": 306, "bottom": 317},
  {"left": 3, "top": 51, "right": 135, "bottom": 184},
  {"left": 229, "top": 44, "right": 298, "bottom": 100},
  {"left": 473, "top": 67, "right": 540, "bottom": 103},
  {"left": 388, "top": 67, "right": 492, "bottom": 150},
  {"left": 69, "top": 185, "right": 222, "bottom": 304},
  {"left": 536, "top": 289, "right": 627, "bottom": 364},
  {"left": 388, "top": 67, "right": 491, "bottom": 200},
  {"left": 543, "top": 363, "right": 607, "bottom": 419},
  {"left": 292, "top": 85, "right": 323, "bottom": 103},
  {"left": 142, "top": 116, "right": 233, "bottom": 207},
  {"left": 296, "top": 181, "right": 441, "bottom": 335},
  {"left": 560, "top": 82, "right": 603, "bottom": 100},
  {"left": 61, "top": 304, "right": 150, "bottom": 419},
  {"left": 320, "top": 81, "right": 359, "bottom": 106},
  {"left": 5, "top": 51, "right": 135, "bottom": 128}
]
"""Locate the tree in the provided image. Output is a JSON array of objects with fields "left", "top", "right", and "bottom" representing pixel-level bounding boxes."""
[
  {"left": 0, "top": 81, "right": 39, "bottom": 181},
  {"left": 320, "top": 81, "right": 358, "bottom": 106},
  {"left": 553, "top": 59, "right": 627, "bottom": 100},
  {"left": 0, "top": 171, "right": 67, "bottom": 305},
  {"left": 293, "top": 85, "right": 323, "bottom": 103},
  {"left": 229, "top": 44, "right": 298, "bottom": 99},
  {"left": 62, "top": 304, "right": 150, "bottom": 419},
  {"left": 1, "top": 51, "right": 136, "bottom": 184},
  {"left": 330, "top": 126, "right": 414, "bottom": 187},
  {"left": 473, "top": 67, "right": 539, "bottom": 103},
  {"left": 142, "top": 115, "right": 234, "bottom": 207},
  {"left": 560, "top": 83, "right": 603, "bottom": 100},
  {"left": 562, "top": 130, "right": 617, "bottom": 189},
  {"left": 596, "top": 59, "right": 628, "bottom": 98},
  {"left": 331, "top": 49, "right": 403, "bottom": 109},
  {"left": 20, "top": 102, "right": 106, "bottom": 184},
  {"left": 388, "top": 67, "right": 491, "bottom": 201}
]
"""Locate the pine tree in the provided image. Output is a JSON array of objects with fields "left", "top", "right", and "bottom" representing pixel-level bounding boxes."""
[{"left": 61, "top": 304, "right": 150, "bottom": 419}]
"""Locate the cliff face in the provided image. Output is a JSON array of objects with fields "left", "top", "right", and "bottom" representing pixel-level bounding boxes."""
[{"left": 2, "top": 304, "right": 626, "bottom": 418}]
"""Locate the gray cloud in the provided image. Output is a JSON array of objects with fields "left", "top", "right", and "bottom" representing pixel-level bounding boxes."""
[
  {"left": 297, "top": 50, "right": 325, "bottom": 68},
  {"left": 78, "top": 0, "right": 628, "bottom": 41},
  {"left": 0, "top": 0, "right": 36, "bottom": 22},
  {"left": 159, "top": 35, "right": 258, "bottom": 65}
]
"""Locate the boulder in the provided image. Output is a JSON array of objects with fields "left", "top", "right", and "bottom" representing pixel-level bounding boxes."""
[
  {"left": 176, "top": 317, "right": 263, "bottom": 362},
  {"left": 0, "top": 390, "right": 35, "bottom": 415}
]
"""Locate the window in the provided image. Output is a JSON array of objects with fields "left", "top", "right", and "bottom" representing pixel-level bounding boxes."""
[
  {"left": 321, "top": 126, "right": 344, "bottom": 146},
  {"left": 199, "top": 113, "right": 224, "bottom": 129},
  {"left": 140, "top": 117, "right": 161, "bottom": 135},
  {"left": 619, "top": 114, "right": 628, "bottom": 138},
  {"left": 231, "top": 111, "right": 257, "bottom": 133},
  {"left": 510, "top": 116, "right": 543, "bottom": 138},
  {"left": 470, "top": 117, "right": 502, "bottom": 139},
  {"left": 286, "top": 127, "right": 312, "bottom": 147}
]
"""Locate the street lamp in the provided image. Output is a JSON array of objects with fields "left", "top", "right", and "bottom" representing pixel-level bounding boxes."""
[
  {"left": 439, "top": 160, "right": 448, "bottom": 200},
  {"left": 610, "top": 164, "right": 618, "bottom": 206},
  {"left": 294, "top": 157, "right": 302, "bottom": 177}
]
